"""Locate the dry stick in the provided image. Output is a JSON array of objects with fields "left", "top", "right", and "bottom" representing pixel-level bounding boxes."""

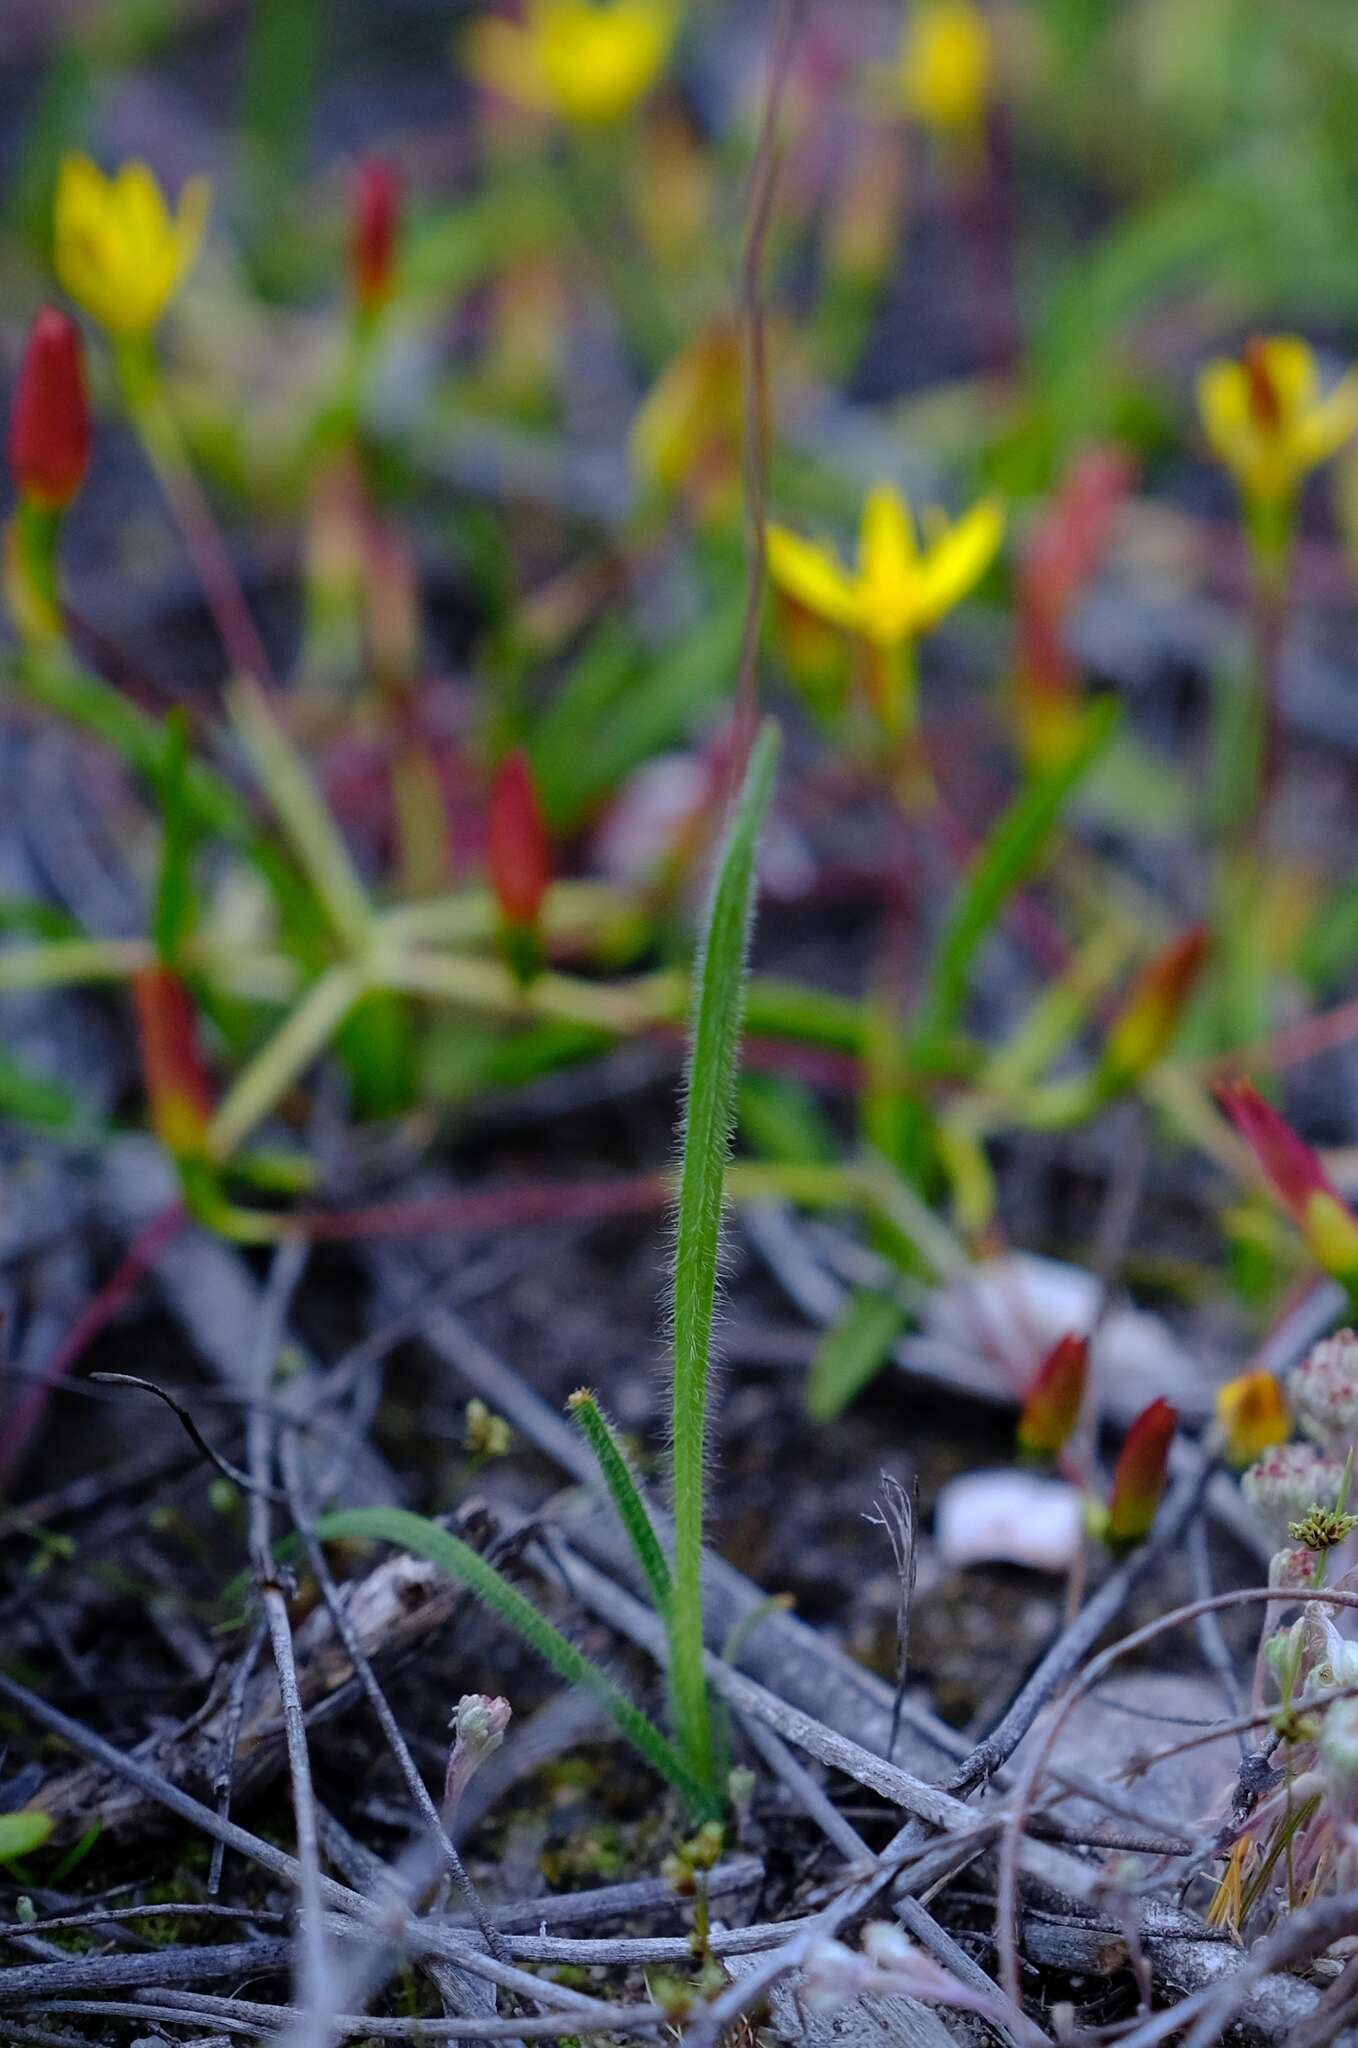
[
  {"left": 994, "top": 1583, "right": 1358, "bottom": 2021},
  {"left": 0, "top": 1939, "right": 297, "bottom": 2000},
  {"left": 2, "top": 1900, "right": 286, "bottom": 1940},
  {"left": 276, "top": 1424, "right": 504, "bottom": 1959},
  {"left": 397, "top": 1267, "right": 1194, "bottom": 1852},
  {"left": 0, "top": 1198, "right": 184, "bottom": 1475},
  {"left": 728, "top": 0, "right": 804, "bottom": 779},
  {"left": 740, "top": 1715, "right": 1048, "bottom": 2048},
  {"left": 1186, "top": 1511, "right": 1246, "bottom": 1726},
  {"left": 0, "top": 1670, "right": 605, "bottom": 2015},
  {"left": 34, "top": 1994, "right": 669, "bottom": 2042},
  {"left": 546, "top": 1535, "right": 1101, "bottom": 1902},
  {"left": 1286, "top": 1948, "right": 1358, "bottom": 2048},
  {"left": 90, "top": 1370, "right": 286, "bottom": 1501},
  {"left": 244, "top": 1241, "right": 333, "bottom": 2041},
  {"left": 1116, "top": 1888, "right": 1358, "bottom": 2048},
  {"left": 208, "top": 1612, "right": 267, "bottom": 1892},
  {"left": 946, "top": 1448, "right": 1213, "bottom": 1793}
]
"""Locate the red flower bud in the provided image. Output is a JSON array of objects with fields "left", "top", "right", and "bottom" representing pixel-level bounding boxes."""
[
  {"left": 1216, "top": 1078, "right": 1358, "bottom": 1279},
  {"left": 132, "top": 965, "right": 213, "bottom": 1160},
  {"left": 1102, "top": 926, "right": 1208, "bottom": 1087},
  {"left": 8, "top": 307, "right": 90, "bottom": 509},
  {"left": 1020, "top": 445, "right": 1134, "bottom": 625},
  {"left": 1016, "top": 1332, "right": 1088, "bottom": 1459},
  {"left": 351, "top": 159, "right": 400, "bottom": 315},
  {"left": 1105, "top": 1397, "right": 1175, "bottom": 1550},
  {"left": 487, "top": 748, "right": 551, "bottom": 930}
]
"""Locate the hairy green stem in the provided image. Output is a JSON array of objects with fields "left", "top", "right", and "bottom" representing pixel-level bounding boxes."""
[{"left": 669, "top": 718, "right": 780, "bottom": 1797}]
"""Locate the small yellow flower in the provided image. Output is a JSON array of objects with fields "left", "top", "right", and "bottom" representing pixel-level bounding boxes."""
[
  {"left": 466, "top": 0, "right": 675, "bottom": 127},
  {"left": 55, "top": 154, "right": 210, "bottom": 339},
  {"left": 899, "top": 0, "right": 991, "bottom": 141},
  {"left": 1197, "top": 336, "right": 1358, "bottom": 509},
  {"left": 767, "top": 484, "right": 1004, "bottom": 648},
  {"left": 1215, "top": 1368, "right": 1290, "bottom": 1470}
]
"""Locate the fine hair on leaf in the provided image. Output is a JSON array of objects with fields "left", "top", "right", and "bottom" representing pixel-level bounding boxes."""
[
  {"left": 568, "top": 1388, "right": 672, "bottom": 1620},
  {"left": 668, "top": 716, "right": 780, "bottom": 1799}
]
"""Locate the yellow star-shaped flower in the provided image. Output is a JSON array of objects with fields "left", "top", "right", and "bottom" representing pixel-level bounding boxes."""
[
  {"left": 767, "top": 484, "right": 1004, "bottom": 648},
  {"left": 467, "top": 1, "right": 675, "bottom": 127},
  {"left": 55, "top": 154, "right": 211, "bottom": 339},
  {"left": 1197, "top": 336, "right": 1358, "bottom": 508}
]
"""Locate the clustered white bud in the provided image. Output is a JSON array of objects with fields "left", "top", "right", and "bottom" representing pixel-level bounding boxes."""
[
  {"left": 800, "top": 1924, "right": 1004, "bottom": 2022},
  {"left": 1292, "top": 1331, "right": 1358, "bottom": 1454},
  {"left": 1242, "top": 1441, "right": 1345, "bottom": 1542},
  {"left": 443, "top": 1693, "right": 512, "bottom": 1817},
  {"left": 1268, "top": 1544, "right": 1317, "bottom": 1591}
]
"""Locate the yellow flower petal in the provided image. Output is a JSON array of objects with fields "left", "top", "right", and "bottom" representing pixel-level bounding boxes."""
[
  {"left": 1292, "top": 366, "right": 1358, "bottom": 473},
  {"left": 1197, "top": 336, "right": 1356, "bottom": 507},
  {"left": 913, "top": 496, "right": 1004, "bottom": 627},
  {"left": 1216, "top": 1368, "right": 1290, "bottom": 1470},
  {"left": 858, "top": 485, "right": 918, "bottom": 598},
  {"left": 532, "top": 0, "right": 674, "bottom": 125},
  {"left": 766, "top": 525, "right": 864, "bottom": 634},
  {"left": 899, "top": 0, "right": 991, "bottom": 137},
  {"left": 53, "top": 152, "right": 209, "bottom": 337},
  {"left": 1197, "top": 359, "right": 1249, "bottom": 462}
]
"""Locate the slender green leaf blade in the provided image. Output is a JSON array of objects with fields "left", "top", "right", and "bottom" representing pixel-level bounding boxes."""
[
  {"left": 669, "top": 718, "right": 780, "bottom": 1795},
  {"left": 913, "top": 699, "right": 1120, "bottom": 1054},
  {"left": 806, "top": 1288, "right": 907, "bottom": 1422},
  {"left": 315, "top": 1507, "right": 715, "bottom": 1816}
]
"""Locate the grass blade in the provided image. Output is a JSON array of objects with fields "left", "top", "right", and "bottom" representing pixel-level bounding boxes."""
[
  {"left": 669, "top": 717, "right": 780, "bottom": 1797},
  {"left": 568, "top": 1390, "right": 672, "bottom": 1620},
  {"left": 315, "top": 1506, "right": 716, "bottom": 1817},
  {"left": 805, "top": 1287, "right": 907, "bottom": 1422}
]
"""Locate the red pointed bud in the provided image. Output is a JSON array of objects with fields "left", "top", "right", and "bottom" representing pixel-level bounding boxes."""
[
  {"left": 1016, "top": 1332, "right": 1088, "bottom": 1460},
  {"left": 487, "top": 747, "right": 551, "bottom": 931},
  {"left": 351, "top": 159, "right": 400, "bottom": 315},
  {"left": 132, "top": 965, "right": 213, "bottom": 1160},
  {"left": 1101, "top": 926, "right": 1208, "bottom": 1088},
  {"left": 8, "top": 307, "right": 90, "bottom": 510},
  {"left": 1020, "top": 445, "right": 1135, "bottom": 624},
  {"left": 1105, "top": 1397, "right": 1175, "bottom": 1550},
  {"left": 1216, "top": 1078, "right": 1358, "bottom": 1278}
]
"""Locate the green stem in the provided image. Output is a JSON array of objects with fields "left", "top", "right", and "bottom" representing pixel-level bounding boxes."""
[
  {"left": 380, "top": 948, "right": 672, "bottom": 1036},
  {"left": 568, "top": 1391, "right": 672, "bottom": 1621},
  {"left": 0, "top": 936, "right": 153, "bottom": 990},
  {"left": 228, "top": 679, "right": 373, "bottom": 955},
  {"left": 205, "top": 962, "right": 363, "bottom": 1163},
  {"left": 116, "top": 337, "right": 275, "bottom": 689}
]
